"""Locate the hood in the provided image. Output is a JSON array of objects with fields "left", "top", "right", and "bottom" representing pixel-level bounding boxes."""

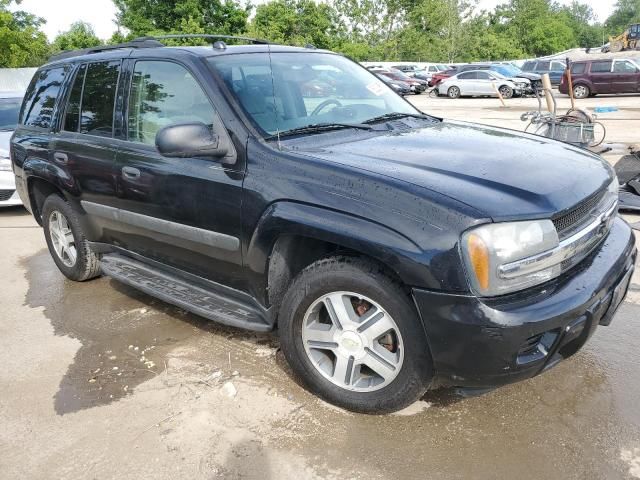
[
  {"left": 289, "top": 120, "right": 613, "bottom": 221},
  {"left": 514, "top": 71, "right": 541, "bottom": 81}
]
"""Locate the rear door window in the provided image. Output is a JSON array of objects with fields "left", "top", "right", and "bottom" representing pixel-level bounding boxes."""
[
  {"left": 458, "top": 72, "right": 477, "bottom": 80},
  {"left": 591, "top": 61, "right": 612, "bottom": 73},
  {"left": 63, "top": 64, "right": 86, "bottom": 132},
  {"left": 20, "top": 67, "right": 68, "bottom": 129},
  {"left": 127, "top": 60, "right": 216, "bottom": 145},
  {"left": 537, "top": 62, "right": 550, "bottom": 71},
  {"left": 80, "top": 61, "right": 121, "bottom": 137}
]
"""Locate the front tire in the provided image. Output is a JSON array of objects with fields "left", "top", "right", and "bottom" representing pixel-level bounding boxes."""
[
  {"left": 42, "top": 194, "right": 101, "bottom": 282},
  {"left": 573, "top": 84, "right": 590, "bottom": 99},
  {"left": 498, "top": 85, "right": 513, "bottom": 99},
  {"left": 278, "top": 256, "right": 433, "bottom": 414}
]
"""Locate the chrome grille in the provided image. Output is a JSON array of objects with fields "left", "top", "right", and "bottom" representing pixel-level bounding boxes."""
[{"left": 552, "top": 189, "right": 606, "bottom": 238}]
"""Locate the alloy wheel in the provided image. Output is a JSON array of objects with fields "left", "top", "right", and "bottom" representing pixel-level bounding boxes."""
[
  {"left": 48, "top": 210, "right": 78, "bottom": 267},
  {"left": 301, "top": 291, "right": 404, "bottom": 392}
]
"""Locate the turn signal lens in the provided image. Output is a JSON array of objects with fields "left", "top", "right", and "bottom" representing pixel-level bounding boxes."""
[{"left": 467, "top": 234, "right": 490, "bottom": 291}]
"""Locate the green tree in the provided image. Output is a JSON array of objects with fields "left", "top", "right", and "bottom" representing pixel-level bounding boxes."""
[
  {"left": 113, "top": 0, "right": 249, "bottom": 38},
  {"left": 560, "top": 2, "right": 605, "bottom": 48},
  {"left": 250, "top": 0, "right": 338, "bottom": 48},
  {"left": 52, "top": 21, "right": 102, "bottom": 52},
  {"left": 492, "top": 0, "right": 577, "bottom": 56},
  {"left": 0, "top": 0, "right": 49, "bottom": 67},
  {"left": 605, "top": 0, "right": 640, "bottom": 35}
]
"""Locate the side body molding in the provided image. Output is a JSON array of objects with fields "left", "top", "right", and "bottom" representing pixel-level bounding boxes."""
[{"left": 81, "top": 201, "right": 241, "bottom": 251}]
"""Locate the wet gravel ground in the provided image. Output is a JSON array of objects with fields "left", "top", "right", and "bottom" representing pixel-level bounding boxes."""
[{"left": 2, "top": 200, "right": 640, "bottom": 478}]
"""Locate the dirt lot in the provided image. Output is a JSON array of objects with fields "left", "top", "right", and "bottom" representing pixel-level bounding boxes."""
[{"left": 2, "top": 95, "right": 640, "bottom": 479}]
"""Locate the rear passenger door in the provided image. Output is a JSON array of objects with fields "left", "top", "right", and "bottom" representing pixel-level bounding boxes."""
[
  {"left": 51, "top": 60, "right": 123, "bottom": 243},
  {"left": 113, "top": 59, "right": 245, "bottom": 288},
  {"left": 589, "top": 60, "right": 614, "bottom": 93},
  {"left": 475, "top": 71, "right": 494, "bottom": 95}
]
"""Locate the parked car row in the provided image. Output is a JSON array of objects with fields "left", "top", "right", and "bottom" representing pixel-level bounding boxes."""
[{"left": 367, "top": 67, "right": 429, "bottom": 94}]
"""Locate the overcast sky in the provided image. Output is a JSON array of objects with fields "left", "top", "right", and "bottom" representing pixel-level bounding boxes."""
[{"left": 14, "top": 0, "right": 617, "bottom": 41}]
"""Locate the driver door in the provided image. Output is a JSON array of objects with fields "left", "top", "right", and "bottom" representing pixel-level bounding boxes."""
[{"left": 111, "top": 58, "right": 245, "bottom": 288}]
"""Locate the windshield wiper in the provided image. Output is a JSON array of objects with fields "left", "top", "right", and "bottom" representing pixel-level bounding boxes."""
[
  {"left": 362, "top": 112, "right": 430, "bottom": 124},
  {"left": 265, "top": 122, "right": 373, "bottom": 140}
]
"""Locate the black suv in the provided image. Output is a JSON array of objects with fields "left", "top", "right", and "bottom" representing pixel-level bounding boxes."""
[{"left": 10, "top": 36, "right": 636, "bottom": 414}]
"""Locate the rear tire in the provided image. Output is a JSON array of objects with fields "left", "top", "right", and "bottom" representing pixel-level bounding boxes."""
[
  {"left": 42, "top": 194, "right": 101, "bottom": 282},
  {"left": 278, "top": 256, "right": 433, "bottom": 414},
  {"left": 573, "top": 84, "right": 590, "bottom": 99},
  {"left": 447, "top": 86, "right": 461, "bottom": 98}
]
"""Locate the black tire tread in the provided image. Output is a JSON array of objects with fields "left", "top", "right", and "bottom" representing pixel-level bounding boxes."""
[
  {"left": 42, "top": 194, "right": 101, "bottom": 282},
  {"left": 278, "top": 255, "right": 432, "bottom": 414}
]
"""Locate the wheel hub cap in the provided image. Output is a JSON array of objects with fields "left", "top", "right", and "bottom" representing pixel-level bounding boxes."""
[
  {"left": 301, "top": 291, "right": 404, "bottom": 392},
  {"left": 49, "top": 210, "right": 78, "bottom": 268}
]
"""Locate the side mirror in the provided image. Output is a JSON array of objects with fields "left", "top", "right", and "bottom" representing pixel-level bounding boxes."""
[{"left": 155, "top": 122, "right": 229, "bottom": 159}]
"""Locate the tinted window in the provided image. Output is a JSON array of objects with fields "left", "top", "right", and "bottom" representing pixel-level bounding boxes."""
[
  {"left": 0, "top": 97, "right": 23, "bottom": 131},
  {"left": 21, "top": 67, "right": 67, "bottom": 129},
  {"left": 571, "top": 63, "right": 587, "bottom": 74},
  {"left": 591, "top": 61, "right": 612, "bottom": 73},
  {"left": 457, "top": 72, "right": 477, "bottom": 80},
  {"left": 537, "top": 62, "right": 550, "bottom": 71},
  {"left": 522, "top": 62, "right": 536, "bottom": 71},
  {"left": 476, "top": 71, "right": 491, "bottom": 80},
  {"left": 128, "top": 61, "right": 216, "bottom": 145},
  {"left": 551, "top": 61, "right": 566, "bottom": 71},
  {"left": 63, "top": 64, "right": 86, "bottom": 132},
  {"left": 613, "top": 60, "right": 638, "bottom": 73},
  {"left": 81, "top": 61, "right": 120, "bottom": 137}
]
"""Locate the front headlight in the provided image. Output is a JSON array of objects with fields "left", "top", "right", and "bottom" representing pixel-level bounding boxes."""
[
  {"left": 461, "top": 219, "right": 560, "bottom": 296},
  {"left": 461, "top": 176, "right": 619, "bottom": 297}
]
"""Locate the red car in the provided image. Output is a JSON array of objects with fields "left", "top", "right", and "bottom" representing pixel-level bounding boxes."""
[
  {"left": 428, "top": 68, "right": 457, "bottom": 87},
  {"left": 560, "top": 59, "right": 640, "bottom": 99},
  {"left": 371, "top": 69, "right": 427, "bottom": 93}
]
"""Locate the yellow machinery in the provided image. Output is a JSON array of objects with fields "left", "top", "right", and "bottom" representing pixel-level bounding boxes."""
[{"left": 609, "top": 23, "right": 640, "bottom": 53}]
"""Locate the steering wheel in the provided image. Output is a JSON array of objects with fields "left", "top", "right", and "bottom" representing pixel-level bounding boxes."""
[{"left": 311, "top": 99, "right": 343, "bottom": 116}]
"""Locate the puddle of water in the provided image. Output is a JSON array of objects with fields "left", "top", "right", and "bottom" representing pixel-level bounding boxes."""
[{"left": 22, "top": 250, "right": 275, "bottom": 414}]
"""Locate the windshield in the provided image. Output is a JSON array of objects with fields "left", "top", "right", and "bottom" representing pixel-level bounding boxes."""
[
  {"left": 494, "top": 65, "right": 518, "bottom": 77},
  {"left": 0, "top": 97, "right": 22, "bottom": 131},
  {"left": 209, "top": 52, "right": 418, "bottom": 136}
]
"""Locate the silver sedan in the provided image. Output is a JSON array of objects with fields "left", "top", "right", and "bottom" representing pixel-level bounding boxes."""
[{"left": 438, "top": 70, "right": 529, "bottom": 99}]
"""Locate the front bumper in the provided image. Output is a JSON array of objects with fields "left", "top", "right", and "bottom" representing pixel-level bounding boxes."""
[
  {"left": 0, "top": 171, "right": 22, "bottom": 206},
  {"left": 413, "top": 217, "right": 636, "bottom": 389}
]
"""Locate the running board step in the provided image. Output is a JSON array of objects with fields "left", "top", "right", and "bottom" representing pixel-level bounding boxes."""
[{"left": 100, "top": 254, "right": 272, "bottom": 332}]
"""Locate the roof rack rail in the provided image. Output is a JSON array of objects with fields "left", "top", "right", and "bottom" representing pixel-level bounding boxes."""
[
  {"left": 133, "top": 34, "right": 272, "bottom": 46},
  {"left": 47, "top": 34, "right": 274, "bottom": 63},
  {"left": 48, "top": 38, "right": 165, "bottom": 62}
]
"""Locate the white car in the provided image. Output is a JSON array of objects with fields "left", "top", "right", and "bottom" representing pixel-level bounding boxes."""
[
  {"left": 438, "top": 70, "right": 528, "bottom": 99},
  {"left": 0, "top": 91, "right": 24, "bottom": 207}
]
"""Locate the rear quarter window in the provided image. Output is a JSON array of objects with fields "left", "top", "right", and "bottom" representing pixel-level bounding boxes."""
[
  {"left": 20, "top": 67, "right": 68, "bottom": 129},
  {"left": 571, "top": 63, "right": 587, "bottom": 74}
]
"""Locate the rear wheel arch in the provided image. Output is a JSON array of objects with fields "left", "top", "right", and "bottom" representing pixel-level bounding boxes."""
[{"left": 27, "top": 177, "right": 66, "bottom": 226}]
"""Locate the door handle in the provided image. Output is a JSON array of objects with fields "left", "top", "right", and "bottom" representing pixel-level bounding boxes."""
[
  {"left": 53, "top": 152, "right": 68, "bottom": 164},
  {"left": 122, "top": 166, "right": 141, "bottom": 179}
]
